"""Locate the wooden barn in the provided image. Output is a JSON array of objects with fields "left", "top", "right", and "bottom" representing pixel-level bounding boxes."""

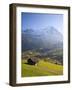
[{"left": 27, "top": 57, "right": 39, "bottom": 65}]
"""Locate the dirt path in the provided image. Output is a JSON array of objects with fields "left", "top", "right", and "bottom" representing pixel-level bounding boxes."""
[{"left": 38, "top": 66, "right": 63, "bottom": 75}]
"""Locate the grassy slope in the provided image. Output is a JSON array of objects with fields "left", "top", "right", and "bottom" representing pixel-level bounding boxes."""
[{"left": 21, "top": 60, "right": 63, "bottom": 77}]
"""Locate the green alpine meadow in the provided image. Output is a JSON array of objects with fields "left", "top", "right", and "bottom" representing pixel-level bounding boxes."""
[{"left": 22, "top": 59, "right": 63, "bottom": 77}]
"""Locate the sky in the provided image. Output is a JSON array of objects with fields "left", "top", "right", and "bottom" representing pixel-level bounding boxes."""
[{"left": 21, "top": 12, "right": 63, "bottom": 34}]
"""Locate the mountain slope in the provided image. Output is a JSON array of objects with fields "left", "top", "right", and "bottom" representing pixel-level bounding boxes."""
[{"left": 22, "top": 26, "right": 63, "bottom": 51}]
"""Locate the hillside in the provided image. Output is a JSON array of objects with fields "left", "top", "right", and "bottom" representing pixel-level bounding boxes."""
[{"left": 22, "top": 60, "right": 63, "bottom": 77}]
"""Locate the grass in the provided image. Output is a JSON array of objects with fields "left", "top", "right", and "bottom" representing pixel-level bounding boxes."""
[{"left": 21, "top": 59, "right": 63, "bottom": 77}]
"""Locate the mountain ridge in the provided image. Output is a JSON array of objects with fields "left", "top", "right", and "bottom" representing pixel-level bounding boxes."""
[{"left": 22, "top": 26, "right": 63, "bottom": 51}]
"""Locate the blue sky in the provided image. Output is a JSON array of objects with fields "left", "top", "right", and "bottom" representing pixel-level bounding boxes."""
[{"left": 21, "top": 12, "right": 63, "bottom": 34}]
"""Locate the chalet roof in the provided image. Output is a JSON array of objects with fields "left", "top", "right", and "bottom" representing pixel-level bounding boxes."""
[{"left": 28, "top": 57, "right": 39, "bottom": 63}]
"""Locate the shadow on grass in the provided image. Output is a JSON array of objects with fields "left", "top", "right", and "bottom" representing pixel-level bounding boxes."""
[{"left": 24, "top": 62, "right": 35, "bottom": 66}]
